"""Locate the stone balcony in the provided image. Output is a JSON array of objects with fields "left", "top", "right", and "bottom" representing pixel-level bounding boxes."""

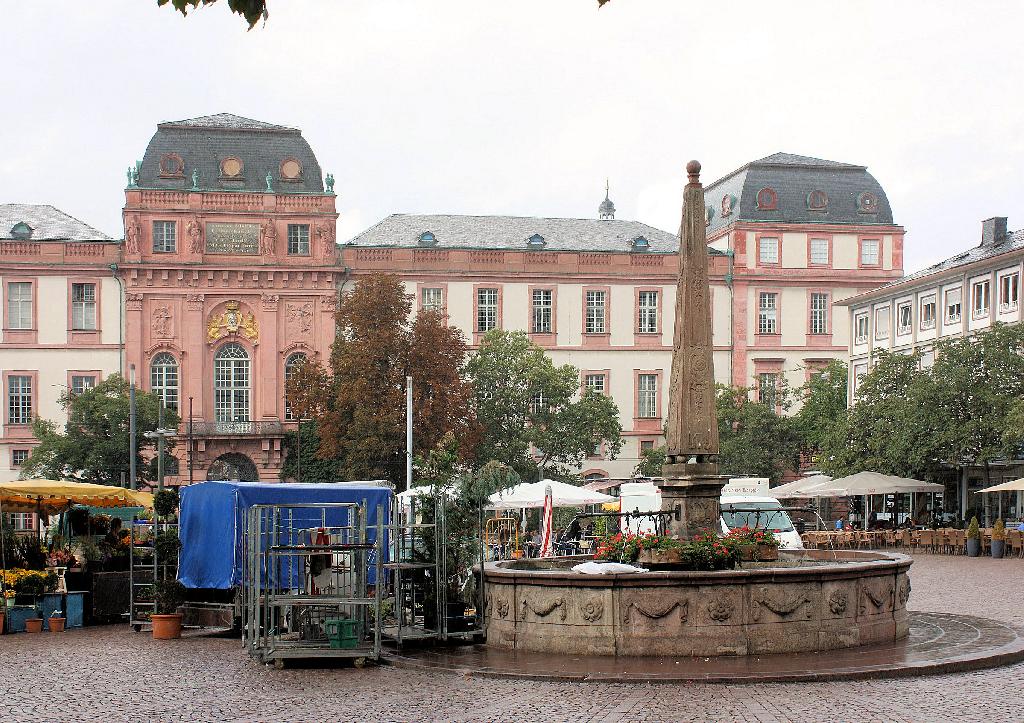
[{"left": 188, "top": 420, "right": 284, "bottom": 438}]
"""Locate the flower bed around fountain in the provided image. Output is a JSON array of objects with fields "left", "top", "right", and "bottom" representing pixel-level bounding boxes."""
[{"left": 484, "top": 550, "right": 911, "bottom": 657}]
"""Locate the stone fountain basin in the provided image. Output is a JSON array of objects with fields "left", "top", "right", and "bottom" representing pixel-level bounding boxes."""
[{"left": 483, "top": 550, "right": 912, "bottom": 657}]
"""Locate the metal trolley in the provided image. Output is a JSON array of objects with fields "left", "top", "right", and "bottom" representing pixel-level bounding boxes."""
[{"left": 241, "top": 501, "right": 384, "bottom": 668}]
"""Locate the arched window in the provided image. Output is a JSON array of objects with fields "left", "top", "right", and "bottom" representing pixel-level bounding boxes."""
[
  {"left": 150, "top": 353, "right": 179, "bottom": 411},
  {"left": 214, "top": 343, "right": 250, "bottom": 423},
  {"left": 284, "top": 352, "right": 308, "bottom": 421}
]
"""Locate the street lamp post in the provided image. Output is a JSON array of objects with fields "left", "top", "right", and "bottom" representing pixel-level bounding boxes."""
[
  {"left": 129, "top": 364, "right": 137, "bottom": 490},
  {"left": 296, "top": 418, "right": 310, "bottom": 484},
  {"left": 188, "top": 396, "right": 194, "bottom": 486},
  {"left": 143, "top": 402, "right": 178, "bottom": 492}
]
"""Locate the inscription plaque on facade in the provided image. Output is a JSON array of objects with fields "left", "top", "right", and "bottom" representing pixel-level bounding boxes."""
[{"left": 206, "top": 222, "right": 259, "bottom": 255}]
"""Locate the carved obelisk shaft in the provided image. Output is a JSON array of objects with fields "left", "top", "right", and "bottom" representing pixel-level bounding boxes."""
[{"left": 664, "top": 161, "right": 719, "bottom": 463}]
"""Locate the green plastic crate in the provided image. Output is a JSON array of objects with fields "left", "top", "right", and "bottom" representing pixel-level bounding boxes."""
[{"left": 324, "top": 618, "right": 359, "bottom": 649}]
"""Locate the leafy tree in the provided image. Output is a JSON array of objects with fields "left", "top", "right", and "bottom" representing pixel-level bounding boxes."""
[
  {"left": 159, "top": 0, "right": 267, "bottom": 28},
  {"left": 22, "top": 374, "right": 178, "bottom": 486},
  {"left": 716, "top": 385, "right": 800, "bottom": 482},
  {"left": 634, "top": 444, "right": 666, "bottom": 478},
  {"left": 793, "top": 360, "right": 849, "bottom": 462},
  {"left": 465, "top": 329, "right": 622, "bottom": 480},
  {"left": 278, "top": 421, "right": 345, "bottom": 483},
  {"left": 285, "top": 274, "right": 478, "bottom": 487}
]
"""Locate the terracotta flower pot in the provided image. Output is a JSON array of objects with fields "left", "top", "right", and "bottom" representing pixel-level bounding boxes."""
[
  {"left": 25, "top": 618, "right": 44, "bottom": 633},
  {"left": 638, "top": 548, "right": 684, "bottom": 565},
  {"left": 48, "top": 617, "right": 66, "bottom": 633},
  {"left": 151, "top": 613, "right": 183, "bottom": 640},
  {"left": 739, "top": 544, "right": 780, "bottom": 562},
  {"left": 0, "top": 612, "right": 5, "bottom": 634}
]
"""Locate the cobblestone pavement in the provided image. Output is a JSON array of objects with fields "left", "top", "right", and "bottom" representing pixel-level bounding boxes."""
[{"left": 2, "top": 554, "right": 1022, "bottom": 722}]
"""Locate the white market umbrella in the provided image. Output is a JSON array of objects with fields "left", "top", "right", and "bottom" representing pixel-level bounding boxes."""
[
  {"left": 811, "top": 471, "right": 943, "bottom": 497},
  {"left": 486, "top": 479, "right": 614, "bottom": 510},
  {"left": 539, "top": 485, "right": 554, "bottom": 558},
  {"left": 977, "top": 478, "right": 1024, "bottom": 493},
  {"left": 767, "top": 474, "right": 833, "bottom": 498}
]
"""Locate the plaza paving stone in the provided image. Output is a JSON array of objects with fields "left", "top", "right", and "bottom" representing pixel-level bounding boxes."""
[{"left": 2, "top": 553, "right": 1022, "bottom": 722}]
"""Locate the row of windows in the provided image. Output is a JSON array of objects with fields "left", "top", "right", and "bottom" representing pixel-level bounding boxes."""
[
  {"left": 5, "top": 282, "right": 98, "bottom": 331},
  {"left": 756, "top": 291, "right": 831, "bottom": 336},
  {"left": 757, "top": 237, "right": 880, "bottom": 267},
  {"left": 854, "top": 272, "right": 1020, "bottom": 344},
  {"left": 151, "top": 221, "right": 311, "bottom": 255},
  {"left": 530, "top": 371, "right": 660, "bottom": 419}
]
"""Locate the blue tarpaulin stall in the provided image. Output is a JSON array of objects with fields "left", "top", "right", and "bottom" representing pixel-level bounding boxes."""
[{"left": 178, "top": 481, "right": 392, "bottom": 589}]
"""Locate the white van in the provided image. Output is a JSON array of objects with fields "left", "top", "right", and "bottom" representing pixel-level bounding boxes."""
[
  {"left": 618, "top": 483, "right": 804, "bottom": 550},
  {"left": 719, "top": 495, "right": 804, "bottom": 550}
]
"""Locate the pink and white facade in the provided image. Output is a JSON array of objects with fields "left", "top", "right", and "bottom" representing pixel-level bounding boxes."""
[{"left": 0, "top": 205, "right": 122, "bottom": 504}]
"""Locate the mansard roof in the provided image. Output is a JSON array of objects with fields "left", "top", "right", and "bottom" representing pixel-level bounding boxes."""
[
  {"left": 0, "top": 204, "right": 112, "bottom": 241},
  {"left": 137, "top": 113, "right": 324, "bottom": 194},
  {"left": 704, "top": 152, "right": 895, "bottom": 236},
  {"left": 346, "top": 213, "right": 681, "bottom": 254}
]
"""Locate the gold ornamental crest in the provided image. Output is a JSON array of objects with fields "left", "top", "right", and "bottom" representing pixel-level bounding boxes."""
[{"left": 207, "top": 300, "right": 259, "bottom": 345}]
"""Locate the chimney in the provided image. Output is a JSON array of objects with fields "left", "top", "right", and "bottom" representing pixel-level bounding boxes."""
[{"left": 981, "top": 217, "right": 1008, "bottom": 246}]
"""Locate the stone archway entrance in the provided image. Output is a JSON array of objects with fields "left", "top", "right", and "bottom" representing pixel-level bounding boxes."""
[{"left": 207, "top": 453, "right": 259, "bottom": 482}]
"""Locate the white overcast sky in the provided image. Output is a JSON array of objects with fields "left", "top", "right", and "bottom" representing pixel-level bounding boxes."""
[{"left": 2, "top": 0, "right": 1023, "bottom": 273}]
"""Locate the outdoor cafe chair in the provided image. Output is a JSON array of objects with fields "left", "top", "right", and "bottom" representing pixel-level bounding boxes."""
[{"left": 918, "top": 529, "right": 934, "bottom": 553}]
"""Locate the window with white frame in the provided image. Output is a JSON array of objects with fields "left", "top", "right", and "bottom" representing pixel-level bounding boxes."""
[
  {"left": 584, "top": 373, "right": 606, "bottom": 394},
  {"left": 757, "top": 292, "right": 778, "bottom": 334},
  {"left": 284, "top": 352, "right": 308, "bottom": 420},
  {"left": 529, "top": 391, "right": 547, "bottom": 415},
  {"left": 853, "top": 363, "right": 868, "bottom": 390},
  {"left": 476, "top": 288, "right": 498, "bottom": 332},
  {"left": 919, "top": 349, "right": 935, "bottom": 369},
  {"left": 809, "top": 292, "right": 829, "bottom": 335},
  {"left": 897, "top": 302, "right": 912, "bottom": 335},
  {"left": 7, "top": 282, "right": 33, "bottom": 329},
  {"left": 287, "top": 224, "right": 310, "bottom": 255},
  {"left": 7, "top": 512, "right": 32, "bottom": 531},
  {"left": 1000, "top": 273, "right": 1019, "bottom": 311},
  {"left": 531, "top": 289, "right": 552, "bottom": 333},
  {"left": 213, "top": 343, "right": 249, "bottom": 423},
  {"left": 855, "top": 312, "right": 869, "bottom": 343},
  {"left": 8, "top": 375, "right": 32, "bottom": 424},
  {"left": 945, "top": 288, "right": 962, "bottom": 323},
  {"left": 637, "top": 374, "right": 658, "bottom": 418},
  {"left": 70, "top": 374, "right": 97, "bottom": 396},
  {"left": 71, "top": 283, "right": 97, "bottom": 330},
  {"left": 874, "top": 307, "right": 890, "bottom": 340},
  {"left": 860, "top": 239, "right": 880, "bottom": 266},
  {"left": 150, "top": 353, "right": 179, "bottom": 411},
  {"left": 11, "top": 449, "right": 29, "bottom": 467},
  {"left": 637, "top": 290, "right": 658, "bottom": 333},
  {"left": 152, "top": 221, "right": 176, "bottom": 253},
  {"left": 757, "top": 372, "right": 779, "bottom": 406},
  {"left": 972, "top": 279, "right": 991, "bottom": 318},
  {"left": 421, "top": 287, "right": 443, "bottom": 312},
  {"left": 809, "top": 238, "right": 829, "bottom": 265},
  {"left": 759, "top": 237, "right": 779, "bottom": 264},
  {"left": 585, "top": 290, "right": 607, "bottom": 334},
  {"left": 920, "top": 295, "right": 936, "bottom": 329}
]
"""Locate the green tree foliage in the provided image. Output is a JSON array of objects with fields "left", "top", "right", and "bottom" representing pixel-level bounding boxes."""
[
  {"left": 634, "top": 444, "right": 667, "bottom": 478},
  {"left": 716, "top": 385, "right": 800, "bottom": 482},
  {"left": 286, "top": 274, "right": 477, "bottom": 487},
  {"left": 158, "top": 0, "right": 267, "bottom": 28},
  {"left": 465, "top": 329, "right": 623, "bottom": 480},
  {"left": 22, "top": 374, "right": 178, "bottom": 485},
  {"left": 793, "top": 360, "right": 848, "bottom": 461},
  {"left": 278, "top": 421, "right": 345, "bottom": 483}
]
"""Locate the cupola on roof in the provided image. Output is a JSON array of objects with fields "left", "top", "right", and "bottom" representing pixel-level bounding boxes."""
[
  {"left": 703, "top": 152, "right": 895, "bottom": 236},
  {"left": 136, "top": 113, "right": 324, "bottom": 194}
]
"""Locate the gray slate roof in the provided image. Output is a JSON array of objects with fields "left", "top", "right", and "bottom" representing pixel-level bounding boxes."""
[
  {"left": 137, "top": 113, "right": 324, "bottom": 194},
  {"left": 893, "top": 229, "right": 1024, "bottom": 286},
  {"left": 346, "top": 214, "right": 681, "bottom": 253},
  {"left": 0, "top": 204, "right": 112, "bottom": 241},
  {"left": 704, "top": 152, "right": 894, "bottom": 236}
]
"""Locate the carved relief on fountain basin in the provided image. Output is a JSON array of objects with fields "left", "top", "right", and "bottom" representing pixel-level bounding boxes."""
[{"left": 483, "top": 550, "right": 912, "bottom": 657}]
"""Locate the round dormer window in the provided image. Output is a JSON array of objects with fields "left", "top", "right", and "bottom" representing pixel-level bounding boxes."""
[
  {"left": 857, "top": 191, "right": 879, "bottom": 213},
  {"left": 418, "top": 231, "right": 436, "bottom": 246},
  {"left": 280, "top": 158, "right": 302, "bottom": 180},
  {"left": 220, "top": 156, "right": 243, "bottom": 178},
  {"left": 807, "top": 190, "right": 829, "bottom": 211},
  {"left": 159, "top": 152, "right": 185, "bottom": 178},
  {"left": 756, "top": 187, "right": 778, "bottom": 211}
]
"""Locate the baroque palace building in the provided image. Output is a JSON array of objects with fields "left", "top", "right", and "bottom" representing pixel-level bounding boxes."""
[
  {"left": 121, "top": 114, "right": 340, "bottom": 483},
  {"left": 344, "top": 153, "right": 905, "bottom": 479}
]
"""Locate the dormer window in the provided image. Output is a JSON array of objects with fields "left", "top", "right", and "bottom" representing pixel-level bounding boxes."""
[
  {"left": 631, "top": 236, "right": 650, "bottom": 251},
  {"left": 527, "top": 233, "right": 546, "bottom": 248},
  {"left": 418, "top": 231, "right": 437, "bottom": 246},
  {"left": 10, "top": 222, "right": 33, "bottom": 240}
]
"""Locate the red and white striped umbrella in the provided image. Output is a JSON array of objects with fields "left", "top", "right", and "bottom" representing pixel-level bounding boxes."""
[{"left": 539, "top": 484, "right": 554, "bottom": 558}]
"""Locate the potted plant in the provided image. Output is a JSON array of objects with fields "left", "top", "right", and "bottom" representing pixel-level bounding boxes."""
[
  {"left": 991, "top": 519, "right": 1006, "bottom": 559},
  {"left": 727, "top": 526, "right": 781, "bottom": 562},
  {"left": 151, "top": 580, "right": 185, "bottom": 640},
  {"left": 635, "top": 533, "right": 685, "bottom": 566},
  {"left": 153, "top": 488, "right": 180, "bottom": 520},
  {"left": 24, "top": 609, "right": 44, "bottom": 633},
  {"left": 48, "top": 609, "right": 66, "bottom": 633},
  {"left": 966, "top": 516, "right": 981, "bottom": 557}
]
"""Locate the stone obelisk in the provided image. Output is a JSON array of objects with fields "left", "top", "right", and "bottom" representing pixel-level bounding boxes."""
[{"left": 660, "top": 161, "right": 729, "bottom": 539}]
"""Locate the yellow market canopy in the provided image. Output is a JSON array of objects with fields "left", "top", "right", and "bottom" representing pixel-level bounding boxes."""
[
  {"left": 977, "top": 478, "right": 1024, "bottom": 493},
  {"left": 0, "top": 479, "right": 153, "bottom": 513}
]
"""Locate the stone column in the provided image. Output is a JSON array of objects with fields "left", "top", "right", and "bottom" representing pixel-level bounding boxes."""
[{"left": 660, "top": 161, "right": 729, "bottom": 539}]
